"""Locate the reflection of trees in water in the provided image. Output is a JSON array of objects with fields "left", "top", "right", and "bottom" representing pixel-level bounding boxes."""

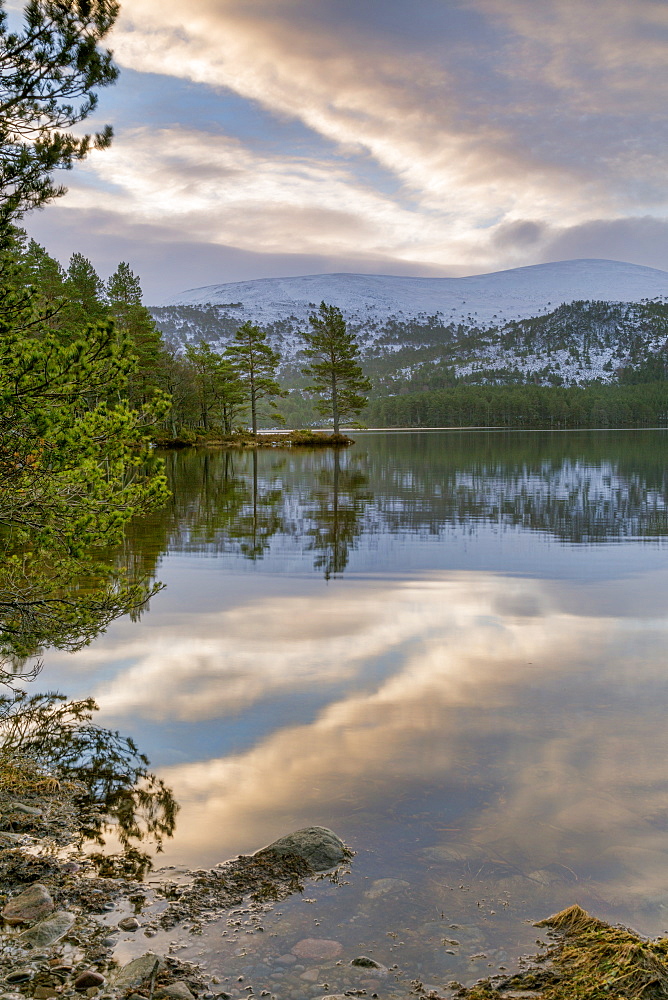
[
  {"left": 0, "top": 689, "right": 178, "bottom": 878},
  {"left": 150, "top": 435, "right": 668, "bottom": 564},
  {"left": 0, "top": 482, "right": 177, "bottom": 875},
  {"left": 306, "top": 450, "right": 373, "bottom": 579},
  {"left": 228, "top": 451, "right": 285, "bottom": 561},
  {"left": 149, "top": 447, "right": 373, "bottom": 576},
  {"left": 366, "top": 432, "right": 668, "bottom": 542}
]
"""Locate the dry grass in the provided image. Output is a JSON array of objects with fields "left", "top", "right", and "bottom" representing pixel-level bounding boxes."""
[{"left": 457, "top": 904, "right": 668, "bottom": 1000}]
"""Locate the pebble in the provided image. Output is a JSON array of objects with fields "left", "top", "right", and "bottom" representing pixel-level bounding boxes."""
[
  {"left": 2, "top": 884, "right": 54, "bottom": 925},
  {"left": 74, "top": 972, "right": 105, "bottom": 992},
  {"left": 118, "top": 916, "right": 140, "bottom": 931},
  {"left": 5, "top": 971, "right": 33, "bottom": 985}
]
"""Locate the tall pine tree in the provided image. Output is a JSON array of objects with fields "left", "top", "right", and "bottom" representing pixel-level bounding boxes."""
[
  {"left": 302, "top": 302, "right": 371, "bottom": 434},
  {"left": 107, "top": 262, "right": 164, "bottom": 404},
  {"left": 225, "top": 321, "right": 284, "bottom": 435}
]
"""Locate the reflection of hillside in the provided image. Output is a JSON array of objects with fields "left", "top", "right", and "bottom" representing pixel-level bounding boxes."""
[
  {"left": 365, "top": 431, "right": 668, "bottom": 542},
  {"left": 147, "top": 432, "right": 668, "bottom": 562}
]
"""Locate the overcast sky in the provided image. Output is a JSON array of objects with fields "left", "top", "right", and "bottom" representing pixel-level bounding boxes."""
[{"left": 20, "top": 0, "right": 668, "bottom": 302}]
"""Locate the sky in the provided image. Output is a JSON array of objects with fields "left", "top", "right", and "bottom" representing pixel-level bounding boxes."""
[{"left": 18, "top": 0, "right": 668, "bottom": 302}]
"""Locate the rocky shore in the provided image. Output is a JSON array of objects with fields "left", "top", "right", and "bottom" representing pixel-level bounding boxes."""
[
  {"left": 0, "top": 782, "right": 353, "bottom": 1000},
  {"left": 4, "top": 784, "right": 665, "bottom": 1000}
]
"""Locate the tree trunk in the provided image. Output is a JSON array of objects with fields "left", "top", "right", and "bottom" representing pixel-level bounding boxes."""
[{"left": 332, "top": 371, "right": 339, "bottom": 435}]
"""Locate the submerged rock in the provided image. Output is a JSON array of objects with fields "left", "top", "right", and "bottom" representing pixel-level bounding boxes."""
[
  {"left": 2, "top": 884, "right": 54, "bottom": 925},
  {"left": 112, "top": 954, "right": 164, "bottom": 989},
  {"left": 365, "top": 877, "right": 410, "bottom": 899},
  {"left": 155, "top": 983, "right": 195, "bottom": 1000},
  {"left": 292, "top": 939, "right": 343, "bottom": 959},
  {"left": 19, "top": 911, "right": 75, "bottom": 948},
  {"left": 259, "top": 826, "right": 347, "bottom": 872}
]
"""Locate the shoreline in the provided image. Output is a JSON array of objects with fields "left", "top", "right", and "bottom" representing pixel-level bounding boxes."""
[{"left": 152, "top": 431, "right": 355, "bottom": 450}]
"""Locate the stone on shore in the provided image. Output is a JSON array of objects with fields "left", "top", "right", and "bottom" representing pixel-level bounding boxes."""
[
  {"left": 155, "top": 983, "right": 195, "bottom": 1000},
  {"left": 112, "top": 954, "right": 164, "bottom": 989},
  {"left": 19, "top": 911, "right": 75, "bottom": 948},
  {"left": 2, "top": 884, "right": 54, "bottom": 925},
  {"left": 259, "top": 826, "right": 346, "bottom": 872},
  {"left": 73, "top": 972, "right": 105, "bottom": 992}
]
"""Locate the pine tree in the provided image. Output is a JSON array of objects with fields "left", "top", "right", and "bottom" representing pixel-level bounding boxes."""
[
  {"left": 225, "top": 321, "right": 285, "bottom": 435},
  {"left": 107, "top": 262, "right": 164, "bottom": 403},
  {"left": 302, "top": 302, "right": 372, "bottom": 434},
  {"left": 65, "top": 252, "right": 108, "bottom": 327},
  {"left": 0, "top": 0, "right": 120, "bottom": 226},
  {"left": 184, "top": 341, "right": 246, "bottom": 433}
]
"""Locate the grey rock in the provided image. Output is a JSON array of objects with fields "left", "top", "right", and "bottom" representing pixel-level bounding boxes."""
[
  {"left": 0, "top": 831, "right": 24, "bottom": 846},
  {"left": 118, "top": 916, "right": 140, "bottom": 931},
  {"left": 259, "top": 827, "right": 346, "bottom": 872},
  {"left": 3, "top": 883, "right": 55, "bottom": 925},
  {"left": 155, "top": 983, "right": 195, "bottom": 1000},
  {"left": 19, "top": 911, "right": 75, "bottom": 948},
  {"left": 350, "top": 958, "right": 381, "bottom": 969},
  {"left": 8, "top": 801, "right": 43, "bottom": 817},
  {"left": 113, "top": 954, "right": 164, "bottom": 989}
]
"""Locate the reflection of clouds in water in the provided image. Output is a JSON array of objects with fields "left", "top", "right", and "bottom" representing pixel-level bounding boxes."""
[
  {"left": 147, "top": 576, "right": 600, "bottom": 833},
  {"left": 94, "top": 574, "right": 571, "bottom": 721},
  {"left": 91, "top": 569, "right": 668, "bottom": 906}
]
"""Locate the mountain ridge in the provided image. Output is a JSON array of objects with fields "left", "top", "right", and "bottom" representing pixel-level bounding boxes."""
[{"left": 160, "top": 258, "right": 668, "bottom": 328}]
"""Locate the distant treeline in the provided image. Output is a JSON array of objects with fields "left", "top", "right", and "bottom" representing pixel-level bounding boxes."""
[{"left": 366, "top": 383, "right": 668, "bottom": 428}]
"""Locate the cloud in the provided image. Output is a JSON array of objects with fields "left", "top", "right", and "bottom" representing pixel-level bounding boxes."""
[
  {"left": 22, "top": 0, "right": 668, "bottom": 295},
  {"left": 108, "top": 0, "right": 668, "bottom": 214}
]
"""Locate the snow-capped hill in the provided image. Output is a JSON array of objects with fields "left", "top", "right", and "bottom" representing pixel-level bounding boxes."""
[
  {"left": 151, "top": 259, "right": 668, "bottom": 389},
  {"left": 162, "top": 259, "right": 668, "bottom": 325}
]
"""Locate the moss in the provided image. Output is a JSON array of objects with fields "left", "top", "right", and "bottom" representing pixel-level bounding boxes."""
[{"left": 457, "top": 905, "right": 668, "bottom": 1000}]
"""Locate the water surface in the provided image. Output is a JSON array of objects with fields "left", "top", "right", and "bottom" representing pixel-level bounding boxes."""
[{"left": 43, "top": 430, "right": 668, "bottom": 989}]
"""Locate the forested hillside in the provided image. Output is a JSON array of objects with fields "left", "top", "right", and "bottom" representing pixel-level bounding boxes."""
[{"left": 151, "top": 297, "right": 668, "bottom": 395}]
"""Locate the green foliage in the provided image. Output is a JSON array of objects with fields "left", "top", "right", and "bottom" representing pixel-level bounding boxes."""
[
  {"left": 0, "top": 236, "right": 169, "bottom": 674},
  {"left": 302, "top": 302, "right": 372, "bottom": 434},
  {"left": 184, "top": 340, "right": 247, "bottom": 433},
  {"left": 65, "top": 251, "right": 107, "bottom": 328},
  {"left": 0, "top": 0, "right": 119, "bottom": 225},
  {"left": 225, "top": 321, "right": 285, "bottom": 434},
  {"left": 107, "top": 261, "right": 166, "bottom": 403}
]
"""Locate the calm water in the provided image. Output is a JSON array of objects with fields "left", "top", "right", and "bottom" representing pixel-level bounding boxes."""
[{"left": 42, "top": 430, "right": 668, "bottom": 989}]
